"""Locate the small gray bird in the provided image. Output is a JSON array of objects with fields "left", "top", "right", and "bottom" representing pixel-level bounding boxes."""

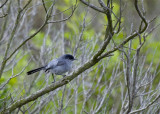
[{"left": 27, "top": 54, "right": 76, "bottom": 82}]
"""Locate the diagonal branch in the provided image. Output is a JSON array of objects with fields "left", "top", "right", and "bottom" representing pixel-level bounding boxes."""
[
  {"left": 0, "top": 0, "right": 8, "bottom": 8},
  {"left": 1, "top": 4, "right": 114, "bottom": 111},
  {"left": 0, "top": 0, "right": 151, "bottom": 113},
  {"left": 79, "top": 0, "right": 105, "bottom": 13},
  {"left": 47, "top": 5, "right": 77, "bottom": 23},
  {"left": 99, "top": 0, "right": 148, "bottom": 62},
  {"left": 0, "top": 0, "right": 32, "bottom": 79},
  {"left": 1, "top": 51, "right": 113, "bottom": 113},
  {"left": 135, "top": 0, "right": 148, "bottom": 33},
  {"left": 129, "top": 93, "right": 160, "bottom": 114},
  {"left": 1, "top": 2, "right": 76, "bottom": 80}
]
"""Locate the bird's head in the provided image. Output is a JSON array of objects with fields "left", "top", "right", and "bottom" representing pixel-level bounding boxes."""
[{"left": 62, "top": 54, "right": 76, "bottom": 61}]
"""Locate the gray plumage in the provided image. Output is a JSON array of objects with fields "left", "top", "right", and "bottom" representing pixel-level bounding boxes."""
[{"left": 27, "top": 54, "right": 76, "bottom": 75}]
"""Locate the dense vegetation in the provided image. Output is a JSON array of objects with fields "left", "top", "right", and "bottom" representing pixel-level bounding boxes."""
[{"left": 0, "top": 0, "right": 160, "bottom": 113}]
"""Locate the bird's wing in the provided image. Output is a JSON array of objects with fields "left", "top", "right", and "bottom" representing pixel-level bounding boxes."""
[
  {"left": 56, "top": 60, "right": 66, "bottom": 66},
  {"left": 46, "top": 59, "right": 66, "bottom": 69},
  {"left": 46, "top": 59, "right": 58, "bottom": 69}
]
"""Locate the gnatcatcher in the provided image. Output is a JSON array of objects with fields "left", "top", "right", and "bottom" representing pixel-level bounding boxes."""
[{"left": 27, "top": 54, "right": 76, "bottom": 82}]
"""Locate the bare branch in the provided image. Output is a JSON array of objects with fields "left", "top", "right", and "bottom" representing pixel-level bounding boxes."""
[
  {"left": 135, "top": 0, "right": 148, "bottom": 33},
  {"left": 47, "top": 5, "right": 77, "bottom": 24},
  {"left": 41, "top": 0, "right": 47, "bottom": 13},
  {"left": 0, "top": 0, "right": 8, "bottom": 8},
  {"left": 129, "top": 94, "right": 160, "bottom": 114},
  {"left": 79, "top": 0, "right": 105, "bottom": 13}
]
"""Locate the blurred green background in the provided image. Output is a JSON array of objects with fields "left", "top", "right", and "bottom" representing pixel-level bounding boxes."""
[{"left": 0, "top": 0, "right": 160, "bottom": 113}]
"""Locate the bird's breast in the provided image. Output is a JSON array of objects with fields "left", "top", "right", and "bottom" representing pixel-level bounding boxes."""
[{"left": 50, "top": 64, "right": 71, "bottom": 75}]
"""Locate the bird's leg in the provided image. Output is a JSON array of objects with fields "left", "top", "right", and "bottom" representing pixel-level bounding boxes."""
[{"left": 52, "top": 74, "right": 55, "bottom": 83}]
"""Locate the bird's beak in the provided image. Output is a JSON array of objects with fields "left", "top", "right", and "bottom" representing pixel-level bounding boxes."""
[{"left": 74, "top": 58, "right": 77, "bottom": 60}]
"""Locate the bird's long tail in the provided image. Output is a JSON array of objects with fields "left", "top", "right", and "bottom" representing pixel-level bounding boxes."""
[{"left": 27, "top": 66, "right": 45, "bottom": 75}]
